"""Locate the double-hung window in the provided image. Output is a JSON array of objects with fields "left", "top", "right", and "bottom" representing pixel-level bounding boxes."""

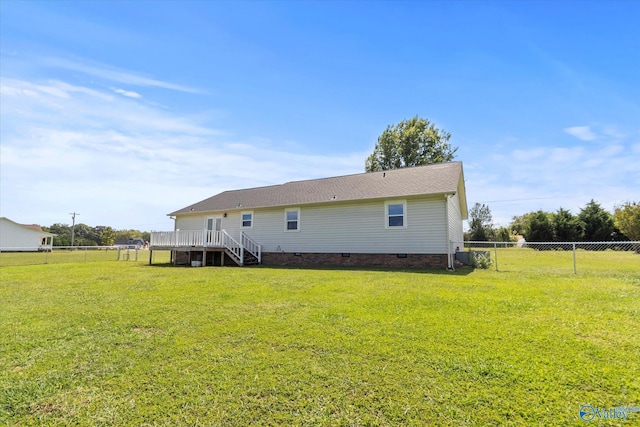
[
  {"left": 241, "top": 211, "right": 253, "bottom": 228},
  {"left": 285, "top": 208, "right": 300, "bottom": 231},
  {"left": 385, "top": 201, "right": 406, "bottom": 228}
]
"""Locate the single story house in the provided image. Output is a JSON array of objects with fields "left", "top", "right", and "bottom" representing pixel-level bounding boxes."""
[
  {"left": 150, "top": 161, "right": 468, "bottom": 269},
  {"left": 114, "top": 238, "right": 146, "bottom": 249},
  {"left": 0, "top": 217, "right": 55, "bottom": 252}
]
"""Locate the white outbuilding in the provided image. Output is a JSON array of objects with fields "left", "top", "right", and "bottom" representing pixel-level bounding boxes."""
[{"left": 0, "top": 217, "right": 55, "bottom": 252}]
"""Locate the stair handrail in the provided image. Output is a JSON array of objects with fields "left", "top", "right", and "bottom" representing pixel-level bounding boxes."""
[
  {"left": 221, "top": 230, "right": 243, "bottom": 265},
  {"left": 241, "top": 232, "right": 261, "bottom": 264}
]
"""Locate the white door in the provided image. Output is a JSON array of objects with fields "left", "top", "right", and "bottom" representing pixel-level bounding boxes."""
[{"left": 206, "top": 216, "right": 223, "bottom": 244}]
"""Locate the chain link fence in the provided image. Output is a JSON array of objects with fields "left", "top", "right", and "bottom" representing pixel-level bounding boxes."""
[
  {"left": 453, "top": 241, "right": 640, "bottom": 274},
  {"left": 0, "top": 247, "right": 170, "bottom": 267}
]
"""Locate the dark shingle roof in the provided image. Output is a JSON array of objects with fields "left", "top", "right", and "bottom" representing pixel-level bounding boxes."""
[{"left": 170, "top": 161, "right": 466, "bottom": 217}]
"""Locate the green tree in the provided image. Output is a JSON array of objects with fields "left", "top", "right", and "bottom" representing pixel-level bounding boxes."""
[
  {"left": 73, "top": 224, "right": 99, "bottom": 246},
  {"left": 613, "top": 201, "right": 640, "bottom": 241},
  {"left": 45, "top": 223, "right": 71, "bottom": 246},
  {"left": 525, "top": 211, "right": 554, "bottom": 242},
  {"left": 494, "top": 226, "right": 515, "bottom": 242},
  {"left": 577, "top": 200, "right": 615, "bottom": 241},
  {"left": 552, "top": 208, "right": 579, "bottom": 242},
  {"left": 97, "top": 226, "right": 117, "bottom": 246},
  {"left": 510, "top": 213, "right": 534, "bottom": 236},
  {"left": 468, "top": 203, "right": 493, "bottom": 241},
  {"left": 365, "top": 116, "right": 457, "bottom": 172},
  {"left": 115, "top": 229, "right": 144, "bottom": 242}
]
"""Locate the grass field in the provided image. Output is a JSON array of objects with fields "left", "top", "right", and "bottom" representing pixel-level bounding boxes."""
[{"left": 1, "top": 253, "right": 639, "bottom": 426}]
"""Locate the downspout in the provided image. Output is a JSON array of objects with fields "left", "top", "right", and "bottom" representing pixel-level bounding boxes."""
[
  {"left": 170, "top": 216, "right": 177, "bottom": 265},
  {"left": 444, "top": 194, "right": 453, "bottom": 270}
]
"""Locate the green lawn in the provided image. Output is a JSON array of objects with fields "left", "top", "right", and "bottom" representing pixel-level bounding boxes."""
[{"left": 1, "top": 256, "right": 639, "bottom": 426}]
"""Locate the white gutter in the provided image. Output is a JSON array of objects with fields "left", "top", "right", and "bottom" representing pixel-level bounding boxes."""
[{"left": 444, "top": 193, "right": 453, "bottom": 270}]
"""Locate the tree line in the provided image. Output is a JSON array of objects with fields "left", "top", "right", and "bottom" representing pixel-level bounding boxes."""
[
  {"left": 43, "top": 224, "right": 151, "bottom": 247},
  {"left": 466, "top": 200, "right": 640, "bottom": 243}
]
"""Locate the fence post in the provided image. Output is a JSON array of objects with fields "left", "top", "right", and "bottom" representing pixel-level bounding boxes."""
[
  {"left": 572, "top": 243, "right": 577, "bottom": 274},
  {"left": 494, "top": 242, "right": 499, "bottom": 272}
]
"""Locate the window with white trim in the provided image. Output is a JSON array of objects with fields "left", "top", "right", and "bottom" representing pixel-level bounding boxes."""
[
  {"left": 285, "top": 208, "right": 300, "bottom": 231},
  {"left": 385, "top": 201, "right": 406, "bottom": 228},
  {"left": 241, "top": 211, "right": 253, "bottom": 228}
]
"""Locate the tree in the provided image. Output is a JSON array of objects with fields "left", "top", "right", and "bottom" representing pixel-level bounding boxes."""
[
  {"left": 577, "top": 200, "right": 615, "bottom": 241},
  {"left": 72, "top": 224, "right": 99, "bottom": 246},
  {"left": 43, "top": 223, "right": 151, "bottom": 246},
  {"left": 552, "top": 208, "right": 579, "bottom": 242},
  {"left": 468, "top": 203, "right": 493, "bottom": 241},
  {"left": 614, "top": 201, "right": 640, "bottom": 241},
  {"left": 510, "top": 213, "right": 534, "bottom": 237},
  {"left": 365, "top": 116, "right": 457, "bottom": 172},
  {"left": 97, "top": 226, "right": 117, "bottom": 246},
  {"left": 45, "top": 223, "right": 71, "bottom": 246},
  {"left": 494, "top": 227, "right": 515, "bottom": 242},
  {"left": 525, "top": 211, "right": 554, "bottom": 242},
  {"left": 115, "top": 229, "right": 145, "bottom": 242}
]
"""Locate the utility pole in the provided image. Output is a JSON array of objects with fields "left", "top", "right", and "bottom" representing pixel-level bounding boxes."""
[{"left": 70, "top": 212, "right": 80, "bottom": 247}]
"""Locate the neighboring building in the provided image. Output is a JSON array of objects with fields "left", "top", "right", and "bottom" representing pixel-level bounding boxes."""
[
  {"left": 114, "top": 238, "right": 146, "bottom": 249},
  {"left": 150, "top": 161, "right": 468, "bottom": 269},
  {"left": 0, "top": 217, "right": 55, "bottom": 252}
]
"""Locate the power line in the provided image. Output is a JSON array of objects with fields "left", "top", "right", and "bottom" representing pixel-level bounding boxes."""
[{"left": 478, "top": 195, "right": 578, "bottom": 204}]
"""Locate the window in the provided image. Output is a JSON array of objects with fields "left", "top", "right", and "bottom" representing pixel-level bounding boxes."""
[
  {"left": 206, "top": 216, "right": 222, "bottom": 232},
  {"left": 385, "top": 201, "right": 406, "bottom": 228},
  {"left": 241, "top": 211, "right": 253, "bottom": 228},
  {"left": 285, "top": 208, "right": 300, "bottom": 231}
]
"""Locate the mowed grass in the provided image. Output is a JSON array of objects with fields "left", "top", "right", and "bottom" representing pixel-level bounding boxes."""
[{"left": 1, "top": 254, "right": 639, "bottom": 426}]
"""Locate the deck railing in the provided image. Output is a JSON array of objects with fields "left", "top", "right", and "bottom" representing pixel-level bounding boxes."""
[
  {"left": 151, "top": 230, "right": 199, "bottom": 247},
  {"left": 150, "top": 230, "right": 248, "bottom": 265}
]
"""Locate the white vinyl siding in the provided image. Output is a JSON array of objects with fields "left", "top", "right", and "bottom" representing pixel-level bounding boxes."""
[
  {"left": 0, "top": 218, "right": 54, "bottom": 252},
  {"left": 173, "top": 197, "right": 449, "bottom": 254},
  {"left": 175, "top": 215, "right": 205, "bottom": 231},
  {"left": 239, "top": 197, "right": 447, "bottom": 254},
  {"left": 175, "top": 212, "right": 241, "bottom": 235}
]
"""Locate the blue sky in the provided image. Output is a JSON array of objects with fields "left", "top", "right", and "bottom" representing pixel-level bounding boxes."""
[{"left": 1, "top": 1, "right": 639, "bottom": 231}]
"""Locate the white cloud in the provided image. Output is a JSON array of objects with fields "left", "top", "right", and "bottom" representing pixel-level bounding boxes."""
[
  {"left": 564, "top": 125, "right": 597, "bottom": 141},
  {"left": 0, "top": 76, "right": 361, "bottom": 230},
  {"left": 41, "top": 56, "right": 203, "bottom": 94},
  {"left": 511, "top": 148, "right": 546, "bottom": 162},
  {"left": 465, "top": 138, "right": 639, "bottom": 227},
  {"left": 111, "top": 87, "right": 142, "bottom": 98},
  {"left": 548, "top": 146, "right": 585, "bottom": 163}
]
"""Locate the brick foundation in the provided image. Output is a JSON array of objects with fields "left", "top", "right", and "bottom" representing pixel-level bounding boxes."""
[{"left": 261, "top": 252, "right": 448, "bottom": 269}]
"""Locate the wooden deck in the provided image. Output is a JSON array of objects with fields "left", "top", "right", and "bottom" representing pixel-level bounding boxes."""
[{"left": 149, "top": 230, "right": 261, "bottom": 266}]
